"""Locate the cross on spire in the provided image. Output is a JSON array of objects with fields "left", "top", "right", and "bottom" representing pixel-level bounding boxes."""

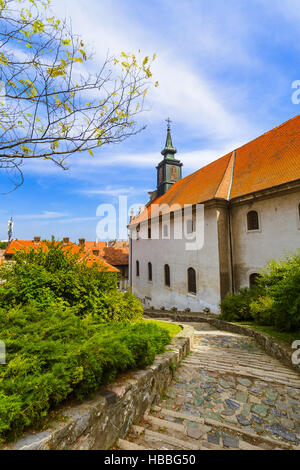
[{"left": 166, "top": 117, "right": 172, "bottom": 130}]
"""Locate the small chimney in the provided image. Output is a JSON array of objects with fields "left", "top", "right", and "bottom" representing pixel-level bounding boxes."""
[
  {"left": 78, "top": 238, "right": 85, "bottom": 248},
  {"left": 92, "top": 249, "right": 100, "bottom": 256},
  {"left": 33, "top": 236, "right": 41, "bottom": 243},
  {"left": 63, "top": 237, "right": 70, "bottom": 244}
]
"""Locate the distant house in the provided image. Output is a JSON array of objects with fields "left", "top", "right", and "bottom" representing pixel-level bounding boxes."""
[
  {"left": 3, "top": 237, "right": 119, "bottom": 274},
  {"left": 78, "top": 239, "right": 129, "bottom": 291}
]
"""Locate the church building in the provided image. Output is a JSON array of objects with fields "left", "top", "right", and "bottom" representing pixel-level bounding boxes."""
[{"left": 128, "top": 115, "right": 300, "bottom": 314}]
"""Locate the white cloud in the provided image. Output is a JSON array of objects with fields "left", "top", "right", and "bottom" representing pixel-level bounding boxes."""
[{"left": 16, "top": 211, "right": 68, "bottom": 221}]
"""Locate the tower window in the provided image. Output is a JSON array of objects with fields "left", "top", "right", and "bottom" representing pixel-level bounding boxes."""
[
  {"left": 164, "top": 264, "right": 170, "bottom": 287},
  {"left": 148, "top": 262, "right": 152, "bottom": 281},
  {"left": 136, "top": 260, "right": 140, "bottom": 277},
  {"left": 247, "top": 211, "right": 259, "bottom": 231},
  {"left": 187, "top": 267, "right": 196, "bottom": 294},
  {"left": 148, "top": 227, "right": 152, "bottom": 239}
]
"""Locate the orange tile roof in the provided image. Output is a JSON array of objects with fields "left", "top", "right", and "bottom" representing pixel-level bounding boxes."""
[
  {"left": 83, "top": 241, "right": 107, "bottom": 250},
  {"left": 5, "top": 240, "right": 118, "bottom": 272},
  {"left": 79, "top": 252, "right": 119, "bottom": 273},
  {"left": 82, "top": 242, "right": 129, "bottom": 266},
  {"left": 131, "top": 114, "right": 300, "bottom": 225},
  {"left": 100, "top": 246, "right": 129, "bottom": 266}
]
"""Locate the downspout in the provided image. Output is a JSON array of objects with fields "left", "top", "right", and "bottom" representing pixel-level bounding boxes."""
[{"left": 227, "top": 150, "right": 236, "bottom": 294}]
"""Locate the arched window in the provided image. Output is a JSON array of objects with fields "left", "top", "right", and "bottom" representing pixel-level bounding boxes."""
[
  {"left": 247, "top": 211, "right": 259, "bottom": 231},
  {"left": 187, "top": 267, "right": 196, "bottom": 294},
  {"left": 136, "top": 260, "right": 140, "bottom": 277},
  {"left": 148, "top": 262, "right": 152, "bottom": 281},
  {"left": 249, "top": 273, "right": 260, "bottom": 288},
  {"left": 164, "top": 264, "right": 170, "bottom": 287}
]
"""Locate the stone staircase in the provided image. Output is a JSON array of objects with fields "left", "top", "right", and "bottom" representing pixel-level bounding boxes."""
[
  {"left": 116, "top": 405, "right": 296, "bottom": 450},
  {"left": 115, "top": 322, "right": 300, "bottom": 451}
]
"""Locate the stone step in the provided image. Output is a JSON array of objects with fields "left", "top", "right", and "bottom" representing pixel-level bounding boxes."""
[
  {"left": 192, "top": 349, "right": 296, "bottom": 374},
  {"left": 155, "top": 407, "right": 293, "bottom": 450},
  {"left": 181, "top": 360, "right": 300, "bottom": 388},
  {"left": 132, "top": 425, "right": 200, "bottom": 450},
  {"left": 192, "top": 350, "right": 300, "bottom": 378},
  {"left": 117, "top": 439, "right": 148, "bottom": 450}
]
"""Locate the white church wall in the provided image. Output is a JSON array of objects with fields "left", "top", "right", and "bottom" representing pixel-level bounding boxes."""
[
  {"left": 130, "top": 206, "right": 222, "bottom": 313},
  {"left": 231, "top": 189, "right": 300, "bottom": 290}
]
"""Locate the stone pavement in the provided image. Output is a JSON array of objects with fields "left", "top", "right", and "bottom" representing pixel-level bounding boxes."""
[{"left": 117, "top": 322, "right": 300, "bottom": 450}]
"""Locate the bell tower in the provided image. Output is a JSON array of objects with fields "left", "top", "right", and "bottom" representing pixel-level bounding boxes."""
[{"left": 156, "top": 119, "right": 182, "bottom": 197}]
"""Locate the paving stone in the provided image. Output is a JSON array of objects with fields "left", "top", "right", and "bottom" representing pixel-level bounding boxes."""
[
  {"left": 237, "top": 378, "right": 251, "bottom": 387},
  {"left": 249, "top": 396, "right": 261, "bottom": 404},
  {"left": 187, "top": 426, "right": 203, "bottom": 440},
  {"left": 237, "top": 414, "right": 250, "bottom": 426},
  {"left": 168, "top": 390, "right": 176, "bottom": 399},
  {"left": 277, "top": 401, "right": 290, "bottom": 411},
  {"left": 186, "top": 421, "right": 199, "bottom": 429},
  {"left": 265, "top": 424, "right": 299, "bottom": 443},
  {"left": 251, "top": 404, "right": 268, "bottom": 417},
  {"left": 219, "top": 379, "right": 231, "bottom": 389},
  {"left": 281, "top": 417, "right": 294, "bottom": 430},
  {"left": 207, "top": 434, "right": 220, "bottom": 445},
  {"left": 225, "top": 399, "right": 240, "bottom": 410},
  {"left": 222, "top": 435, "right": 239, "bottom": 449},
  {"left": 194, "top": 397, "right": 203, "bottom": 406},
  {"left": 270, "top": 407, "right": 283, "bottom": 417},
  {"left": 221, "top": 407, "right": 236, "bottom": 417},
  {"left": 266, "top": 391, "right": 277, "bottom": 402},
  {"left": 235, "top": 392, "right": 248, "bottom": 403},
  {"left": 241, "top": 404, "right": 251, "bottom": 417},
  {"left": 250, "top": 386, "right": 263, "bottom": 396},
  {"left": 251, "top": 414, "right": 266, "bottom": 425}
]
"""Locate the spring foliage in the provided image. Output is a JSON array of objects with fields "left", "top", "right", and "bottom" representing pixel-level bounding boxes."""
[{"left": 220, "top": 250, "right": 300, "bottom": 332}]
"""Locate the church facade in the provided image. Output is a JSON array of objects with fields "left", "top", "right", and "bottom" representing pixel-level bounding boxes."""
[{"left": 128, "top": 116, "right": 300, "bottom": 314}]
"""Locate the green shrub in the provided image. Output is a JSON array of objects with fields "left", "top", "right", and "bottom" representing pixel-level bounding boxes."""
[
  {"left": 0, "top": 303, "right": 171, "bottom": 441},
  {"left": 220, "top": 250, "right": 300, "bottom": 332},
  {"left": 0, "top": 243, "right": 142, "bottom": 322},
  {"left": 257, "top": 252, "right": 300, "bottom": 331},
  {"left": 220, "top": 287, "right": 260, "bottom": 322},
  {"left": 250, "top": 295, "right": 274, "bottom": 325}
]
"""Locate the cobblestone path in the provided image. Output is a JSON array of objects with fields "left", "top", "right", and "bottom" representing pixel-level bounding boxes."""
[{"left": 118, "top": 322, "right": 300, "bottom": 450}]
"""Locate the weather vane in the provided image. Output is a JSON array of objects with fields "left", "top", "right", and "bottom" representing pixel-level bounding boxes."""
[{"left": 166, "top": 117, "right": 172, "bottom": 130}]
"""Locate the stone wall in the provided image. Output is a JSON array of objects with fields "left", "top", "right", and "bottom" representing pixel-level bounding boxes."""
[
  {"left": 144, "top": 310, "right": 300, "bottom": 374},
  {"left": 3, "top": 324, "right": 194, "bottom": 450}
]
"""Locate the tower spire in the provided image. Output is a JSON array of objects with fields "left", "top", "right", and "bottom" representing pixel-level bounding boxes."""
[
  {"left": 156, "top": 119, "right": 182, "bottom": 197},
  {"left": 161, "top": 118, "right": 177, "bottom": 159}
]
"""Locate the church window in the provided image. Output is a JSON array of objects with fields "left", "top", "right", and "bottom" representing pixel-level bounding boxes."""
[
  {"left": 170, "top": 166, "right": 177, "bottom": 182},
  {"left": 148, "top": 262, "right": 152, "bottom": 281},
  {"left": 187, "top": 267, "right": 197, "bottom": 294},
  {"left": 136, "top": 260, "right": 140, "bottom": 277},
  {"left": 164, "top": 264, "right": 170, "bottom": 287},
  {"left": 249, "top": 273, "right": 260, "bottom": 287},
  {"left": 247, "top": 211, "right": 259, "bottom": 231}
]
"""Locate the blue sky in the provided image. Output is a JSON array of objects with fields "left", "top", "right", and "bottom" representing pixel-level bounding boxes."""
[{"left": 1, "top": 0, "right": 300, "bottom": 241}]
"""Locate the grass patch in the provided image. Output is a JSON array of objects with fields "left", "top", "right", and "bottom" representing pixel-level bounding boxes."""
[
  {"left": 234, "top": 322, "right": 300, "bottom": 346},
  {"left": 143, "top": 319, "right": 182, "bottom": 338}
]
